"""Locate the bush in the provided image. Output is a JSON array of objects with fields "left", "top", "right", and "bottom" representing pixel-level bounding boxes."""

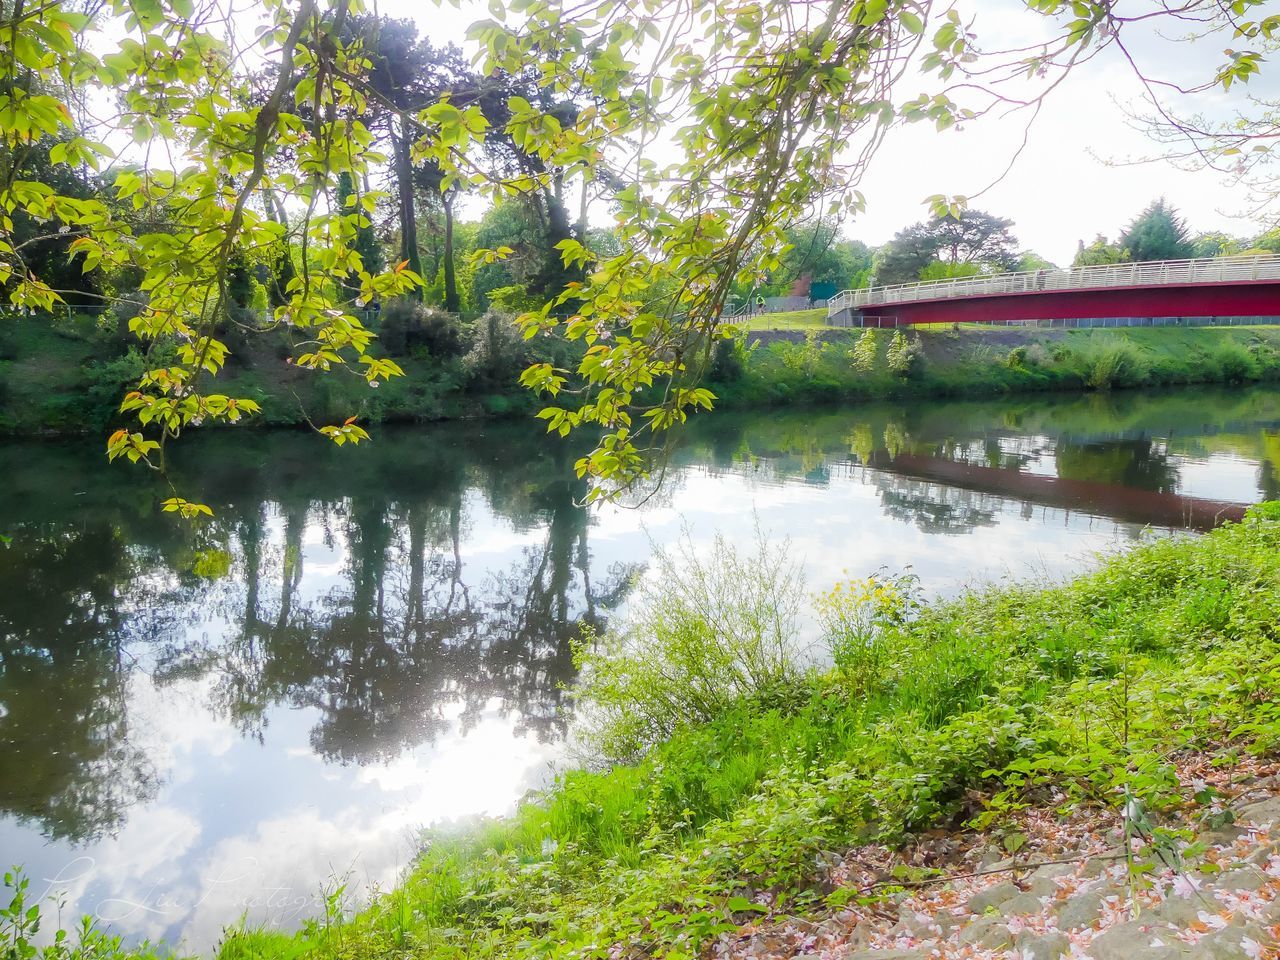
[
  {"left": 886, "top": 330, "right": 925, "bottom": 379},
  {"left": 709, "top": 331, "right": 750, "bottom": 382},
  {"left": 850, "top": 328, "right": 879, "bottom": 373},
  {"left": 815, "top": 569, "right": 922, "bottom": 683},
  {"left": 486, "top": 283, "right": 543, "bottom": 314},
  {"left": 778, "top": 330, "right": 825, "bottom": 375},
  {"left": 464, "top": 308, "right": 528, "bottom": 384},
  {"left": 572, "top": 530, "right": 806, "bottom": 764},
  {"left": 1071, "top": 337, "right": 1151, "bottom": 390},
  {"left": 379, "top": 298, "right": 464, "bottom": 357},
  {"left": 1209, "top": 339, "right": 1259, "bottom": 383}
]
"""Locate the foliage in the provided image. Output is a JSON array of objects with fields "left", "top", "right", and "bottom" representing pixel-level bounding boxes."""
[
  {"left": 2, "top": 870, "right": 166, "bottom": 960},
  {"left": 1073, "top": 234, "right": 1129, "bottom": 267},
  {"left": 1208, "top": 339, "right": 1261, "bottom": 383},
  {"left": 875, "top": 210, "right": 1019, "bottom": 285},
  {"left": 11, "top": 507, "right": 1280, "bottom": 960},
  {"left": 1015, "top": 251, "right": 1058, "bottom": 272},
  {"left": 1190, "top": 231, "right": 1249, "bottom": 259},
  {"left": 815, "top": 569, "right": 922, "bottom": 680},
  {"left": 918, "top": 259, "right": 982, "bottom": 281},
  {"left": 850, "top": 328, "right": 880, "bottom": 373},
  {"left": 377, "top": 298, "right": 464, "bottom": 358},
  {"left": 753, "top": 222, "right": 874, "bottom": 298},
  {"left": 572, "top": 530, "right": 805, "bottom": 764},
  {"left": 886, "top": 331, "right": 925, "bottom": 379},
  {"left": 1071, "top": 336, "right": 1151, "bottom": 390},
  {"left": 1120, "top": 199, "right": 1194, "bottom": 262},
  {"left": 778, "top": 330, "right": 828, "bottom": 376}
]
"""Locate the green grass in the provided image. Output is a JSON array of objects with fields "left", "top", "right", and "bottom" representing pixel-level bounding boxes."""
[
  {"left": 710, "top": 324, "right": 1280, "bottom": 407},
  {"left": 742, "top": 307, "right": 832, "bottom": 329},
  {"left": 4, "top": 314, "right": 1280, "bottom": 435},
  {"left": 16, "top": 504, "right": 1280, "bottom": 960}
]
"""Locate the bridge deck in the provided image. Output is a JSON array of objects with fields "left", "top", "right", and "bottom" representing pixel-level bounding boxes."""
[{"left": 828, "top": 254, "right": 1280, "bottom": 318}]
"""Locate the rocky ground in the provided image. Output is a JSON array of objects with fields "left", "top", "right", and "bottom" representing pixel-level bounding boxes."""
[{"left": 713, "top": 759, "right": 1280, "bottom": 959}]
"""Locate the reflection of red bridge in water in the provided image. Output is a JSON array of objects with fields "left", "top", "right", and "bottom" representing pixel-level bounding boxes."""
[
  {"left": 828, "top": 255, "right": 1280, "bottom": 327},
  {"left": 878, "top": 452, "right": 1248, "bottom": 531}
]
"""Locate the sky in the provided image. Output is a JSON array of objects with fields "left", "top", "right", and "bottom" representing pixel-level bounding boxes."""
[{"left": 372, "top": 0, "right": 1272, "bottom": 266}]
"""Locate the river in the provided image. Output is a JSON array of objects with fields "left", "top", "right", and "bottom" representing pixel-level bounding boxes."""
[{"left": 1, "top": 384, "right": 1277, "bottom": 950}]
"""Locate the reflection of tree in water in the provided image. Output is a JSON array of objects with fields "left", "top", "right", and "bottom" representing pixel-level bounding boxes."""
[
  {"left": 872, "top": 475, "right": 1001, "bottom": 535},
  {"left": 0, "top": 526, "right": 162, "bottom": 842},
  {"left": 150, "top": 465, "right": 639, "bottom": 768},
  {"left": 1054, "top": 437, "right": 1180, "bottom": 493},
  {"left": 0, "top": 428, "right": 639, "bottom": 841},
  {"left": 1261, "top": 432, "right": 1280, "bottom": 501}
]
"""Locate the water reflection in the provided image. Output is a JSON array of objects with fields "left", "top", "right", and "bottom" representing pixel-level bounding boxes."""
[{"left": 0, "top": 384, "right": 1276, "bottom": 948}]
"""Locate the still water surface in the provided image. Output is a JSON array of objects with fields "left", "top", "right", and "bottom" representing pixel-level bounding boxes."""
[{"left": 1, "top": 385, "right": 1278, "bottom": 949}]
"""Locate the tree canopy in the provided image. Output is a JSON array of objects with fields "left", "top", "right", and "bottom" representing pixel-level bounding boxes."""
[
  {"left": 875, "top": 209, "right": 1020, "bottom": 285},
  {"left": 1120, "top": 198, "right": 1194, "bottom": 262},
  {"left": 0, "top": 0, "right": 1275, "bottom": 509}
]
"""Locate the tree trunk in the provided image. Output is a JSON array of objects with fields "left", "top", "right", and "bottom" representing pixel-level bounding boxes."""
[
  {"left": 442, "top": 190, "right": 459, "bottom": 313},
  {"left": 261, "top": 187, "right": 295, "bottom": 307},
  {"left": 391, "top": 120, "right": 423, "bottom": 300}
]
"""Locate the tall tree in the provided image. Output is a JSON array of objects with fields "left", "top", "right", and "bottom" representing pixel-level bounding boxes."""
[
  {"left": 1073, "top": 234, "right": 1129, "bottom": 266},
  {"left": 875, "top": 210, "right": 1019, "bottom": 285},
  {"left": 0, "top": 0, "right": 1272, "bottom": 510},
  {"left": 1120, "top": 199, "right": 1194, "bottom": 262},
  {"left": 354, "top": 21, "right": 471, "bottom": 302}
]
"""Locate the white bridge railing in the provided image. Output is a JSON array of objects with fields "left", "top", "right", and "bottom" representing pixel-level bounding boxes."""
[{"left": 828, "top": 254, "right": 1280, "bottom": 317}]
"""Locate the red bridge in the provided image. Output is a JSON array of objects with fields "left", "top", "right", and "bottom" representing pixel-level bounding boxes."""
[{"left": 828, "top": 254, "right": 1280, "bottom": 327}]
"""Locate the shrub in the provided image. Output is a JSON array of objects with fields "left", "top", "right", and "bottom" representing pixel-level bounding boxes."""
[
  {"left": 379, "top": 298, "right": 464, "bottom": 357},
  {"left": 486, "top": 283, "right": 542, "bottom": 314},
  {"left": 1209, "top": 339, "right": 1259, "bottom": 383},
  {"left": 886, "top": 330, "right": 925, "bottom": 379},
  {"left": 709, "top": 330, "right": 751, "bottom": 382},
  {"left": 779, "top": 330, "right": 825, "bottom": 375},
  {"left": 1071, "top": 337, "right": 1151, "bottom": 390},
  {"left": 572, "top": 530, "right": 806, "bottom": 764},
  {"left": 815, "top": 569, "right": 922, "bottom": 683},
  {"left": 850, "top": 328, "right": 879, "bottom": 373},
  {"left": 464, "top": 308, "right": 528, "bottom": 383}
]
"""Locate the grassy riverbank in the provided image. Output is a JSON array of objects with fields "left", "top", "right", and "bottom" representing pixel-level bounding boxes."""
[
  {"left": 223, "top": 505, "right": 1280, "bottom": 959},
  {"left": 3, "top": 313, "right": 1280, "bottom": 435},
  {"left": 11, "top": 504, "right": 1276, "bottom": 959},
  {"left": 711, "top": 324, "right": 1280, "bottom": 407}
]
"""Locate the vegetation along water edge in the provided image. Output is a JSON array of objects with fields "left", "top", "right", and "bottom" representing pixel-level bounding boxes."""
[
  {"left": 6, "top": 503, "right": 1280, "bottom": 958},
  {"left": 4, "top": 312, "right": 1280, "bottom": 436}
]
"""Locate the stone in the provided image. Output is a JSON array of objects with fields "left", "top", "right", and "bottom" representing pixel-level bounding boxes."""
[
  {"left": 1001, "top": 892, "right": 1047, "bottom": 917},
  {"left": 1056, "top": 888, "right": 1107, "bottom": 930},
  {"left": 891, "top": 910, "right": 938, "bottom": 939},
  {"left": 933, "top": 910, "right": 967, "bottom": 936},
  {"left": 967, "top": 880, "right": 1019, "bottom": 914},
  {"left": 1211, "top": 865, "right": 1269, "bottom": 893},
  {"left": 1237, "top": 796, "right": 1280, "bottom": 828},
  {"left": 1014, "top": 930, "right": 1070, "bottom": 960},
  {"left": 1201, "top": 825, "right": 1250, "bottom": 847},
  {"left": 1244, "top": 840, "right": 1280, "bottom": 867},
  {"left": 957, "top": 914, "right": 1013, "bottom": 950},
  {"left": 1025, "top": 864, "right": 1074, "bottom": 897},
  {"left": 1089, "top": 920, "right": 1183, "bottom": 960},
  {"left": 1080, "top": 857, "right": 1112, "bottom": 879},
  {"left": 1150, "top": 894, "right": 1202, "bottom": 926},
  {"left": 1198, "top": 922, "right": 1273, "bottom": 960},
  {"left": 1260, "top": 896, "right": 1280, "bottom": 925},
  {"left": 976, "top": 849, "right": 1005, "bottom": 869},
  {"left": 1030, "top": 861, "right": 1078, "bottom": 883}
]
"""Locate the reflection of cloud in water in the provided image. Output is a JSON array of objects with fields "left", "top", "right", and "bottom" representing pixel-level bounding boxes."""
[{"left": 0, "top": 384, "right": 1276, "bottom": 950}]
